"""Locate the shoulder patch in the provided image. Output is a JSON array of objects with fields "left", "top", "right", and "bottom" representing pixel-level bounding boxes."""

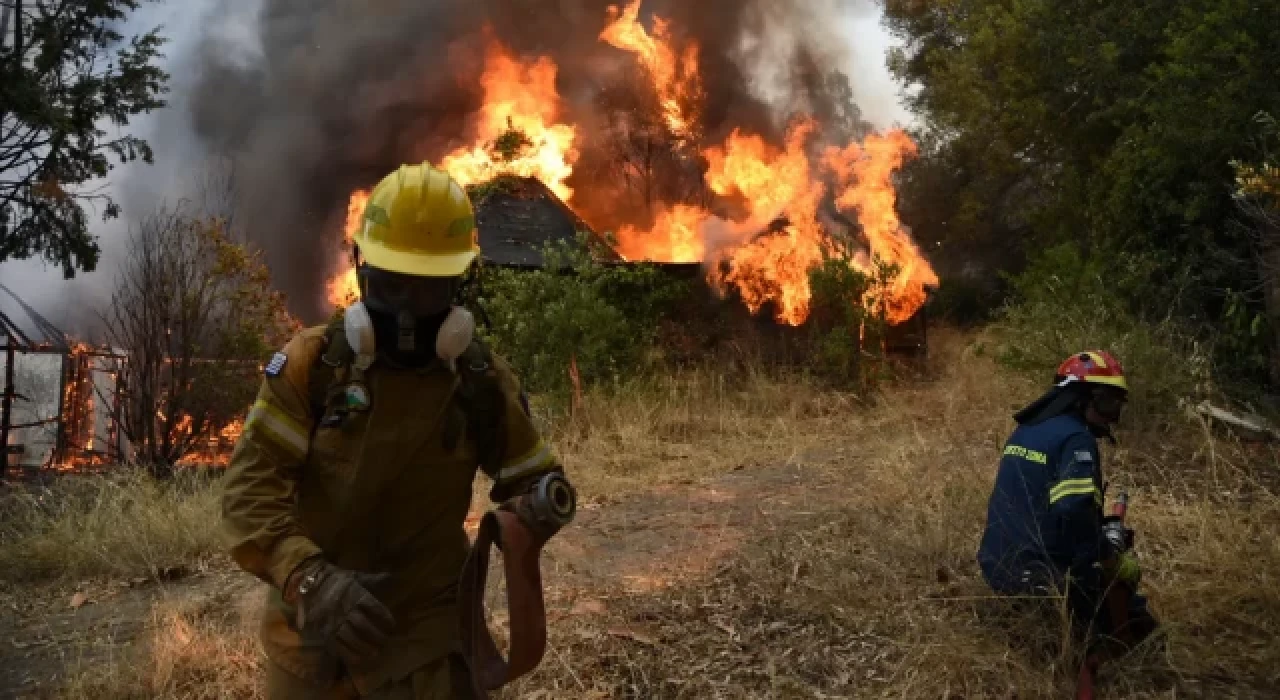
[
  {"left": 264, "top": 352, "right": 288, "bottom": 377},
  {"left": 1074, "top": 450, "right": 1094, "bottom": 462}
]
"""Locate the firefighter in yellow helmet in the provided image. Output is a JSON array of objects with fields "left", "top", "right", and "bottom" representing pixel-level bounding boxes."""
[{"left": 221, "top": 163, "right": 574, "bottom": 699}]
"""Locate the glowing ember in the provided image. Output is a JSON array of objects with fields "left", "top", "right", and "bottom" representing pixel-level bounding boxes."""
[
  {"left": 440, "top": 37, "right": 578, "bottom": 201},
  {"left": 176, "top": 416, "right": 245, "bottom": 467},
  {"left": 326, "top": 190, "right": 369, "bottom": 308},
  {"left": 600, "top": 0, "right": 701, "bottom": 139}
]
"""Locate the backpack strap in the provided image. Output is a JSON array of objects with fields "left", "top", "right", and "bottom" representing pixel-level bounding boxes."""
[
  {"left": 442, "top": 338, "right": 508, "bottom": 472},
  {"left": 308, "top": 312, "right": 507, "bottom": 469},
  {"left": 307, "top": 313, "right": 353, "bottom": 438}
]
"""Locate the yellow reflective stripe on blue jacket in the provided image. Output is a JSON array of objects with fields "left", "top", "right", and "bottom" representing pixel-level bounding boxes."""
[
  {"left": 246, "top": 399, "right": 309, "bottom": 458},
  {"left": 1003, "top": 444, "right": 1048, "bottom": 464},
  {"left": 1048, "top": 477, "right": 1101, "bottom": 505}
]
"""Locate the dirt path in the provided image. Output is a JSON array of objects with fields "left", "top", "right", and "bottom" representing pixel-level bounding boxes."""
[
  {"left": 0, "top": 567, "right": 248, "bottom": 698},
  {"left": 0, "top": 453, "right": 855, "bottom": 699}
]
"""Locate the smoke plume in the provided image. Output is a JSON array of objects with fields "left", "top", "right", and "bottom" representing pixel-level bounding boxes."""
[{"left": 189, "top": 0, "right": 878, "bottom": 322}]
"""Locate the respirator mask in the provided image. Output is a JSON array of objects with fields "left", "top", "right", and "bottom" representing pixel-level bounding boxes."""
[{"left": 350, "top": 263, "right": 476, "bottom": 369}]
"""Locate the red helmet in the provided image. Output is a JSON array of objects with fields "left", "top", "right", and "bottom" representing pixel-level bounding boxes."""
[{"left": 1055, "top": 351, "right": 1129, "bottom": 391}]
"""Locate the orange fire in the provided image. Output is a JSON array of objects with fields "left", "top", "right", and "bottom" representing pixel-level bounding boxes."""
[
  {"left": 614, "top": 204, "right": 706, "bottom": 263},
  {"left": 616, "top": 118, "right": 931, "bottom": 325},
  {"left": 600, "top": 0, "right": 701, "bottom": 139},
  {"left": 323, "top": 5, "right": 937, "bottom": 325},
  {"left": 703, "top": 121, "right": 830, "bottom": 325},
  {"left": 599, "top": 1, "right": 934, "bottom": 325},
  {"left": 176, "top": 416, "right": 245, "bottom": 467},
  {"left": 326, "top": 190, "right": 369, "bottom": 308},
  {"left": 440, "top": 37, "right": 578, "bottom": 201},
  {"left": 823, "top": 131, "right": 940, "bottom": 322}
]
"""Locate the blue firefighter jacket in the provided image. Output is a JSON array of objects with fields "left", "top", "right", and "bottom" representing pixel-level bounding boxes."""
[{"left": 977, "top": 413, "right": 1106, "bottom": 593}]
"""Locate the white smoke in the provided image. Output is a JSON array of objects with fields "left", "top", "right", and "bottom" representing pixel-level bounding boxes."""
[
  {"left": 0, "top": 0, "right": 262, "bottom": 337},
  {"left": 733, "top": 0, "right": 913, "bottom": 132}
]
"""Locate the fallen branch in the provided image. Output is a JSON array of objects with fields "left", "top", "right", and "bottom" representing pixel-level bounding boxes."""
[{"left": 1194, "top": 401, "right": 1280, "bottom": 442}]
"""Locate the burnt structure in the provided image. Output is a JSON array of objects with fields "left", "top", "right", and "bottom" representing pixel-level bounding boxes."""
[
  {"left": 471, "top": 179, "right": 931, "bottom": 358},
  {"left": 473, "top": 176, "right": 618, "bottom": 268},
  {"left": 0, "top": 285, "right": 126, "bottom": 479}
]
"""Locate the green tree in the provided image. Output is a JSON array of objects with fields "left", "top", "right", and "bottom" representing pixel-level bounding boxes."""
[
  {"left": 0, "top": 0, "right": 168, "bottom": 277},
  {"left": 1232, "top": 113, "right": 1280, "bottom": 383},
  {"left": 885, "top": 0, "right": 1280, "bottom": 382}
]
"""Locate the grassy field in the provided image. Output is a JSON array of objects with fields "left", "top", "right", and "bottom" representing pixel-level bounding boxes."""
[{"left": 1, "top": 328, "right": 1276, "bottom": 698}]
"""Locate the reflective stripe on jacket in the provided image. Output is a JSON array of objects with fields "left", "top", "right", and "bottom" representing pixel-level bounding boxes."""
[
  {"left": 977, "top": 413, "right": 1104, "bottom": 593},
  {"left": 221, "top": 325, "right": 561, "bottom": 693}
]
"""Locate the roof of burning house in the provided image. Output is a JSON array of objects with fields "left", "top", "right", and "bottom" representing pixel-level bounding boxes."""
[
  {"left": 0, "top": 284, "right": 69, "bottom": 352},
  {"left": 472, "top": 176, "right": 620, "bottom": 268}
]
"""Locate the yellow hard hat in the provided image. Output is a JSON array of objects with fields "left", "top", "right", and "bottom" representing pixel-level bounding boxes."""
[{"left": 355, "top": 163, "right": 479, "bottom": 277}]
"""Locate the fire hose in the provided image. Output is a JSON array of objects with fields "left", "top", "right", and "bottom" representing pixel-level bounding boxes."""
[
  {"left": 1077, "top": 491, "right": 1134, "bottom": 700},
  {"left": 459, "top": 472, "right": 576, "bottom": 699}
]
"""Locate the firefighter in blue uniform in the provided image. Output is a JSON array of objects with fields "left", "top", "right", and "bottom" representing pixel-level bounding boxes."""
[{"left": 978, "top": 351, "right": 1156, "bottom": 643}]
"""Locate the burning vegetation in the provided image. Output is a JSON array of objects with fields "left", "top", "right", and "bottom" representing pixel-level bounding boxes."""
[
  {"left": 323, "top": 1, "right": 937, "bottom": 327},
  {"left": 189, "top": 0, "right": 937, "bottom": 324}
]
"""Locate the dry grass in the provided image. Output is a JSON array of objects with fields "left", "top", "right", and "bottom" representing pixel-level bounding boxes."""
[
  {"left": 512, "top": 329, "right": 1280, "bottom": 698},
  {"left": 540, "top": 363, "right": 864, "bottom": 502},
  {"left": 0, "top": 470, "right": 225, "bottom": 584},
  {"left": 55, "top": 587, "right": 265, "bottom": 700},
  {"left": 15, "top": 327, "right": 1280, "bottom": 698}
]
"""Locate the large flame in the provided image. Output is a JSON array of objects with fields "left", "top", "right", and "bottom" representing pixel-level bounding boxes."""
[
  {"left": 323, "top": 2, "right": 937, "bottom": 326},
  {"left": 704, "top": 121, "right": 830, "bottom": 325},
  {"left": 600, "top": 0, "right": 701, "bottom": 139},
  {"left": 440, "top": 37, "right": 578, "bottom": 201},
  {"left": 823, "top": 131, "right": 940, "bottom": 322},
  {"left": 603, "top": 1, "right": 935, "bottom": 325},
  {"left": 326, "top": 190, "right": 368, "bottom": 308}
]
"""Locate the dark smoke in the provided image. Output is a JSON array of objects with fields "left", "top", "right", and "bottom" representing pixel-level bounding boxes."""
[{"left": 189, "top": 0, "right": 872, "bottom": 322}]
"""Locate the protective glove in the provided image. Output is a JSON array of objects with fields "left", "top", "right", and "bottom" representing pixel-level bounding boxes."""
[
  {"left": 1107, "top": 550, "right": 1142, "bottom": 587},
  {"left": 286, "top": 557, "right": 396, "bottom": 668},
  {"left": 1101, "top": 515, "right": 1135, "bottom": 553}
]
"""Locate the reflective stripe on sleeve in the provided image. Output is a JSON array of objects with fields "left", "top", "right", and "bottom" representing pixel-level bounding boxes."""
[
  {"left": 246, "top": 399, "right": 310, "bottom": 458},
  {"left": 1049, "top": 477, "right": 1101, "bottom": 505},
  {"left": 497, "top": 441, "right": 553, "bottom": 482}
]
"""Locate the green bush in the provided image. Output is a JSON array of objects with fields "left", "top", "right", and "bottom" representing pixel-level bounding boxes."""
[
  {"left": 803, "top": 252, "right": 894, "bottom": 389},
  {"left": 994, "top": 244, "right": 1212, "bottom": 427},
  {"left": 472, "top": 235, "right": 689, "bottom": 394}
]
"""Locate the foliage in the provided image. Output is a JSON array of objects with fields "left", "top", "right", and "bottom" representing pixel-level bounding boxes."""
[
  {"left": 803, "top": 252, "right": 893, "bottom": 388},
  {"left": 99, "top": 206, "right": 298, "bottom": 475},
  {"left": 993, "top": 245, "right": 1212, "bottom": 427},
  {"left": 492, "top": 119, "right": 533, "bottom": 163},
  {"left": 464, "top": 174, "right": 522, "bottom": 206},
  {"left": 884, "top": 0, "right": 1280, "bottom": 385},
  {"left": 0, "top": 0, "right": 169, "bottom": 277},
  {"left": 474, "top": 234, "right": 689, "bottom": 394},
  {"left": 1230, "top": 113, "right": 1280, "bottom": 383}
]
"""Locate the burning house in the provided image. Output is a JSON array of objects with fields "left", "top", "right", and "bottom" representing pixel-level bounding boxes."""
[
  {"left": 0, "top": 284, "right": 127, "bottom": 479},
  {"left": 1, "top": 282, "right": 250, "bottom": 479},
  {"left": 193, "top": 0, "right": 939, "bottom": 331}
]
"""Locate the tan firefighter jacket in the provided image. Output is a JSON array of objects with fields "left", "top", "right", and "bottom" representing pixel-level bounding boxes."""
[{"left": 220, "top": 320, "right": 561, "bottom": 693}]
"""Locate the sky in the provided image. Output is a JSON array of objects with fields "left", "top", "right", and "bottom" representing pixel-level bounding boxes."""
[{"left": 0, "top": 0, "right": 911, "bottom": 336}]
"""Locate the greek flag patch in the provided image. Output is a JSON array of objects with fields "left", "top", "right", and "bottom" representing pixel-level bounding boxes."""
[
  {"left": 264, "top": 352, "right": 288, "bottom": 377},
  {"left": 1074, "top": 450, "right": 1094, "bottom": 463}
]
